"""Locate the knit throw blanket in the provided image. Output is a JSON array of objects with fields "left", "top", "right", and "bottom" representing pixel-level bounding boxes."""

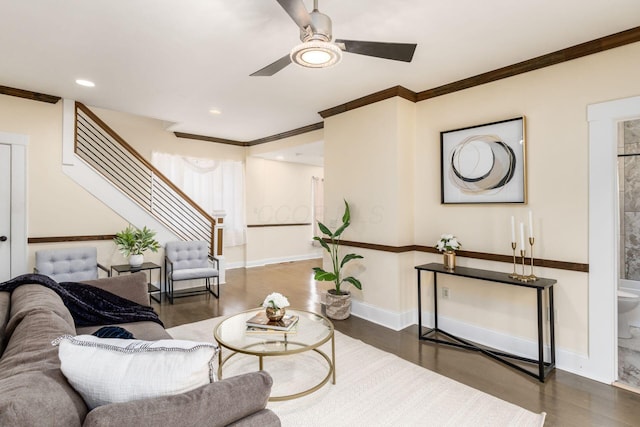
[{"left": 0, "top": 274, "right": 163, "bottom": 328}]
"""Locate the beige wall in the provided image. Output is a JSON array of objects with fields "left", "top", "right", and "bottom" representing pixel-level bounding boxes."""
[
  {"left": 91, "top": 106, "right": 246, "bottom": 162},
  {"left": 0, "top": 95, "right": 128, "bottom": 270},
  {"left": 324, "top": 98, "right": 415, "bottom": 247},
  {"left": 89, "top": 106, "right": 248, "bottom": 266},
  {"left": 324, "top": 41, "right": 640, "bottom": 357},
  {"left": 245, "top": 156, "right": 323, "bottom": 266},
  {"left": 0, "top": 98, "right": 322, "bottom": 270},
  {"left": 95, "top": 107, "right": 324, "bottom": 267},
  {"left": 5, "top": 40, "right": 640, "bottom": 360}
]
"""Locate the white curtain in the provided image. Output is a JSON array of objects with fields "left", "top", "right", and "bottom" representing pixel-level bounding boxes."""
[
  {"left": 311, "top": 176, "right": 324, "bottom": 238},
  {"left": 152, "top": 152, "right": 246, "bottom": 246}
]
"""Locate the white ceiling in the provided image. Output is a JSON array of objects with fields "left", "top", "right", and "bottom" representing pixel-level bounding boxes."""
[
  {"left": 253, "top": 140, "right": 324, "bottom": 167},
  {"left": 1, "top": 0, "right": 639, "bottom": 144}
]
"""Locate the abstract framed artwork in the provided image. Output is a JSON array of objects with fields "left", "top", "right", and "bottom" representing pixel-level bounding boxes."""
[{"left": 440, "top": 117, "right": 526, "bottom": 204}]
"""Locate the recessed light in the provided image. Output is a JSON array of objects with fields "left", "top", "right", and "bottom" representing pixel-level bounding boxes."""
[
  {"left": 209, "top": 109, "right": 222, "bottom": 115},
  {"left": 276, "top": 155, "right": 285, "bottom": 161},
  {"left": 75, "top": 79, "right": 95, "bottom": 87}
]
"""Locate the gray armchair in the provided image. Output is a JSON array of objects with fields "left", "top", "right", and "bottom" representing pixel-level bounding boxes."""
[
  {"left": 34, "top": 247, "right": 110, "bottom": 282},
  {"left": 164, "top": 241, "right": 219, "bottom": 304}
]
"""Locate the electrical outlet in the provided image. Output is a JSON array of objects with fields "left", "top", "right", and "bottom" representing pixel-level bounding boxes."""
[{"left": 442, "top": 287, "right": 449, "bottom": 299}]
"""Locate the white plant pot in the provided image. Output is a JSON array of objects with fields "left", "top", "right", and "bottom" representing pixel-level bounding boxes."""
[{"left": 129, "top": 254, "right": 144, "bottom": 267}]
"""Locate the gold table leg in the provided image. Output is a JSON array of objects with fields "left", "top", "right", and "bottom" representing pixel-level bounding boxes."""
[{"left": 331, "top": 333, "right": 336, "bottom": 384}]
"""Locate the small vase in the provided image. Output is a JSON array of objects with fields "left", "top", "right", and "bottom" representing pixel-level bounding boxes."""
[
  {"left": 129, "top": 254, "right": 144, "bottom": 268},
  {"left": 443, "top": 251, "right": 456, "bottom": 270},
  {"left": 265, "top": 307, "right": 285, "bottom": 322}
]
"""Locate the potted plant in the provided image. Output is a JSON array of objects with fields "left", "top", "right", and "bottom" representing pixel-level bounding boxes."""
[
  {"left": 114, "top": 225, "right": 160, "bottom": 267},
  {"left": 435, "top": 234, "right": 461, "bottom": 270},
  {"left": 313, "top": 200, "right": 363, "bottom": 320},
  {"left": 262, "top": 292, "right": 290, "bottom": 322}
]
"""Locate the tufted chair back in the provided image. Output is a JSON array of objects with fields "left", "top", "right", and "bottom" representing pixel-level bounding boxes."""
[
  {"left": 35, "top": 247, "right": 102, "bottom": 282},
  {"left": 164, "top": 241, "right": 219, "bottom": 303},
  {"left": 165, "top": 241, "right": 210, "bottom": 270}
]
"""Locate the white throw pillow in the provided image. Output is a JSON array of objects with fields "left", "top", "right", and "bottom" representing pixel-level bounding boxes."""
[{"left": 53, "top": 335, "right": 219, "bottom": 409}]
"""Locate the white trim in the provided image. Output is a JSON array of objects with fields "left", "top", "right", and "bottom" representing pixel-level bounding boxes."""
[
  {"left": 587, "top": 95, "right": 640, "bottom": 384},
  {"left": 244, "top": 254, "right": 321, "bottom": 269},
  {"left": 0, "top": 131, "right": 29, "bottom": 277},
  {"left": 62, "top": 99, "right": 76, "bottom": 165},
  {"left": 351, "top": 300, "right": 415, "bottom": 331}
]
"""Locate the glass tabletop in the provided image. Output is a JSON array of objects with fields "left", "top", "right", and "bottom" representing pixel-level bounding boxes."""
[{"left": 214, "top": 308, "right": 334, "bottom": 356}]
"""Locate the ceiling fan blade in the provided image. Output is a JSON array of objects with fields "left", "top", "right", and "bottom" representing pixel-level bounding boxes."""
[
  {"left": 276, "top": 0, "right": 311, "bottom": 30},
  {"left": 250, "top": 54, "right": 292, "bottom": 76},
  {"left": 335, "top": 39, "right": 417, "bottom": 62}
]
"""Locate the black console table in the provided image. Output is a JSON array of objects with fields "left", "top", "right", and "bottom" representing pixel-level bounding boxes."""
[{"left": 415, "top": 263, "right": 556, "bottom": 382}]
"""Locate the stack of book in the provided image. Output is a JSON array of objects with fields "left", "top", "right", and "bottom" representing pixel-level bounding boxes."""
[{"left": 245, "top": 311, "right": 299, "bottom": 334}]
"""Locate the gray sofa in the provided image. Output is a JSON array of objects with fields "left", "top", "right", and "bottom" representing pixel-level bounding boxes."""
[{"left": 0, "top": 272, "right": 280, "bottom": 427}]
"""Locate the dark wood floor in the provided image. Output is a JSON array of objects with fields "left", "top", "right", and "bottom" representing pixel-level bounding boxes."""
[{"left": 152, "top": 259, "right": 640, "bottom": 427}]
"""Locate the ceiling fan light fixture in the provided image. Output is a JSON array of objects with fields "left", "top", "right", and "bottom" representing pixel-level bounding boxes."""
[{"left": 290, "top": 40, "right": 342, "bottom": 69}]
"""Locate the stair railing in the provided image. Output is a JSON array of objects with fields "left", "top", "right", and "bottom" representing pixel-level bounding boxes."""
[{"left": 74, "top": 102, "right": 220, "bottom": 255}]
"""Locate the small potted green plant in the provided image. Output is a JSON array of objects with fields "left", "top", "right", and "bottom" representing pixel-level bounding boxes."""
[
  {"left": 313, "top": 200, "right": 364, "bottom": 320},
  {"left": 114, "top": 225, "right": 160, "bottom": 267}
]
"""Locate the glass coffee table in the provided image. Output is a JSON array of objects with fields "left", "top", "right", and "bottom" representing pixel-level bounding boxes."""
[{"left": 214, "top": 308, "right": 335, "bottom": 401}]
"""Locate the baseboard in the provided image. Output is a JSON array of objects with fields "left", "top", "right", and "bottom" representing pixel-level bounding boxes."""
[
  {"left": 245, "top": 254, "right": 321, "bottom": 269},
  {"left": 351, "top": 298, "right": 417, "bottom": 331},
  {"left": 350, "top": 300, "right": 587, "bottom": 377},
  {"left": 350, "top": 300, "right": 414, "bottom": 331}
]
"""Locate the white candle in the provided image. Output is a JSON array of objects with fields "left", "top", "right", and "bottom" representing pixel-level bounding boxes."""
[
  {"left": 511, "top": 216, "right": 516, "bottom": 243},
  {"left": 528, "top": 210, "right": 534, "bottom": 238},
  {"left": 520, "top": 222, "right": 525, "bottom": 249}
]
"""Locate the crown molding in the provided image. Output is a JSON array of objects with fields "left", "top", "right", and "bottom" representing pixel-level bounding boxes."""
[
  {"left": 416, "top": 25, "right": 640, "bottom": 102},
  {"left": 173, "top": 132, "right": 247, "bottom": 146},
  {"left": 0, "top": 85, "right": 60, "bottom": 104},
  {"left": 320, "top": 25, "right": 640, "bottom": 118},
  {"left": 249, "top": 121, "right": 323, "bottom": 146},
  {"left": 3, "top": 26, "right": 638, "bottom": 145},
  {"left": 174, "top": 121, "right": 323, "bottom": 146},
  {"left": 318, "top": 86, "right": 416, "bottom": 119}
]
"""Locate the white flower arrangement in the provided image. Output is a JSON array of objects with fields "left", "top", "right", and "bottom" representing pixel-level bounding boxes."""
[
  {"left": 262, "top": 292, "right": 290, "bottom": 309},
  {"left": 435, "top": 234, "right": 461, "bottom": 253}
]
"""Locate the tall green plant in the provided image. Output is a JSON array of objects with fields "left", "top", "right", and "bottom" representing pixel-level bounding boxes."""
[{"left": 312, "top": 200, "right": 363, "bottom": 295}]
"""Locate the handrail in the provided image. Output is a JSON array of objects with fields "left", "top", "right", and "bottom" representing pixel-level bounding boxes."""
[{"left": 74, "top": 102, "right": 218, "bottom": 255}]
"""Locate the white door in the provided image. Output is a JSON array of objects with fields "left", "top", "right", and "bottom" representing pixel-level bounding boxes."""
[{"left": 0, "top": 144, "right": 11, "bottom": 281}]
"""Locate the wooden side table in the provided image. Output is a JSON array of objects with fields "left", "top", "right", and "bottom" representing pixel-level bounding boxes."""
[{"left": 111, "top": 262, "right": 162, "bottom": 304}]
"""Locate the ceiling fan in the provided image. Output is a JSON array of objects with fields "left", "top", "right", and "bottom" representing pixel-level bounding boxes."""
[{"left": 251, "top": 0, "right": 417, "bottom": 76}]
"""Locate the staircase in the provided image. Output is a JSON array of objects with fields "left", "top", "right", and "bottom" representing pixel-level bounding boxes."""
[{"left": 60, "top": 99, "right": 225, "bottom": 279}]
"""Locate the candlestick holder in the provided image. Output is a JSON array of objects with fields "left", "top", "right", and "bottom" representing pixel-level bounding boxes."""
[
  {"left": 527, "top": 237, "right": 538, "bottom": 281},
  {"left": 509, "top": 242, "right": 519, "bottom": 279},
  {"left": 516, "top": 249, "right": 534, "bottom": 282}
]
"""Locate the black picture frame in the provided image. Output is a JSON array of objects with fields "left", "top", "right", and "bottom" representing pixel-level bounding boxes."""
[{"left": 440, "top": 117, "right": 526, "bottom": 204}]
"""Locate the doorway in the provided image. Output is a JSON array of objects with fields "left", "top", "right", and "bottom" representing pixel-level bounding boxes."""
[
  {"left": 617, "top": 119, "right": 640, "bottom": 389},
  {"left": 588, "top": 95, "right": 640, "bottom": 384},
  {"left": 0, "top": 132, "right": 28, "bottom": 281},
  {"left": 0, "top": 144, "right": 10, "bottom": 281}
]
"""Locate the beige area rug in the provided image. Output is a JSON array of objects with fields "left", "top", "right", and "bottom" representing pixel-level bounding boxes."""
[{"left": 167, "top": 317, "right": 546, "bottom": 427}]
